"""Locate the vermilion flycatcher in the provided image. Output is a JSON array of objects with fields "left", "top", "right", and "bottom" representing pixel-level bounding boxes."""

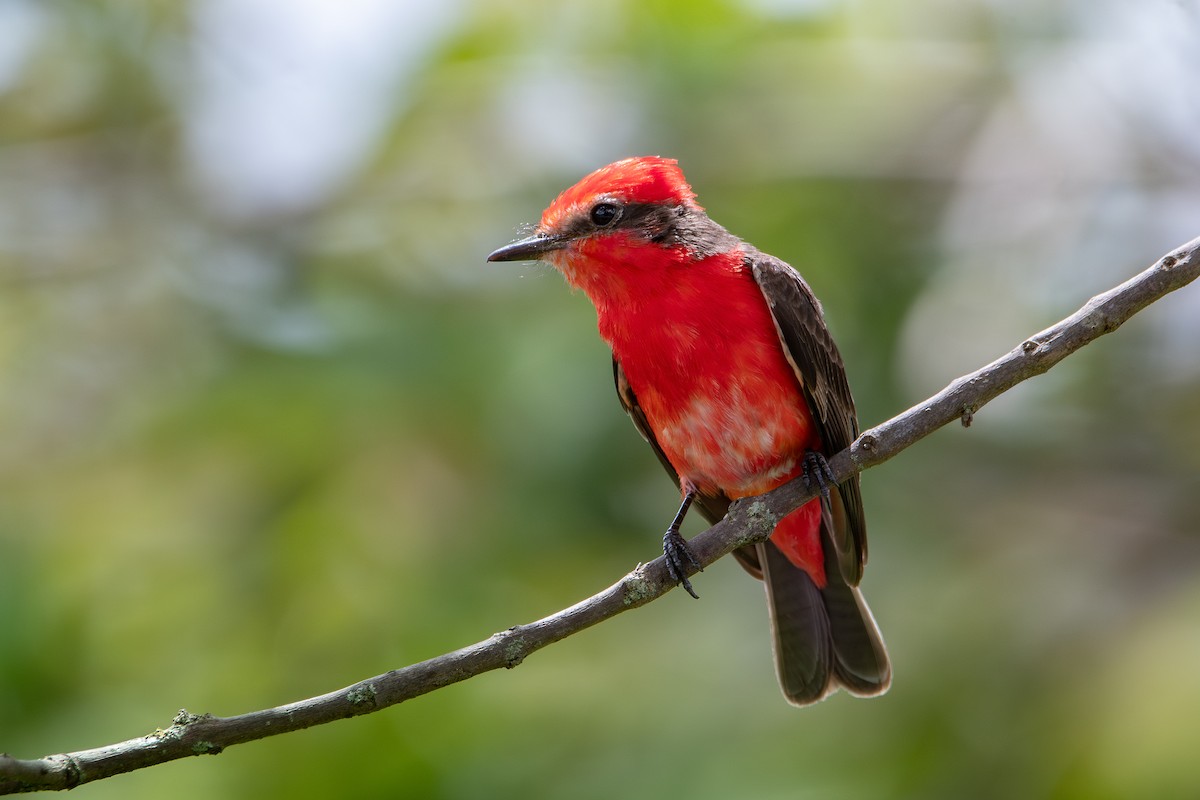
[{"left": 488, "top": 156, "right": 890, "bottom": 705}]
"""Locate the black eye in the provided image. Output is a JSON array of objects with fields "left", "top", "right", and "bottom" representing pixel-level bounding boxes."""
[{"left": 589, "top": 202, "right": 620, "bottom": 227}]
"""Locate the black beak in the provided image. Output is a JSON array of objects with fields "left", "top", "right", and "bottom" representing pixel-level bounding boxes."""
[{"left": 487, "top": 233, "right": 566, "bottom": 262}]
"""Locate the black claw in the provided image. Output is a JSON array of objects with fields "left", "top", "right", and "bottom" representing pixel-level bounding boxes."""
[
  {"left": 661, "top": 490, "right": 702, "bottom": 598},
  {"left": 663, "top": 528, "right": 702, "bottom": 599},
  {"left": 802, "top": 450, "right": 835, "bottom": 502}
]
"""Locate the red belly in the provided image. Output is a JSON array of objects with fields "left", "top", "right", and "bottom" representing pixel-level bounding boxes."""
[{"left": 599, "top": 256, "right": 827, "bottom": 585}]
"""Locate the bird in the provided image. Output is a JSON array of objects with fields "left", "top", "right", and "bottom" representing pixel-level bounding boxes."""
[{"left": 488, "top": 156, "right": 890, "bottom": 705}]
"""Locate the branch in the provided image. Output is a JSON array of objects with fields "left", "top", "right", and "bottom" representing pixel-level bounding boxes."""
[{"left": 3, "top": 235, "right": 1198, "bottom": 794}]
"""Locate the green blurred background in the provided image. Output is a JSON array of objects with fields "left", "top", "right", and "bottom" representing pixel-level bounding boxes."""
[{"left": 2, "top": 1, "right": 1199, "bottom": 797}]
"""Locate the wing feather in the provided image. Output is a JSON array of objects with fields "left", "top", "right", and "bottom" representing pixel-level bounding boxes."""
[{"left": 747, "top": 252, "right": 867, "bottom": 585}]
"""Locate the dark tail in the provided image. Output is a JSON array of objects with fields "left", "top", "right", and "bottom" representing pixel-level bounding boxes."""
[{"left": 757, "top": 538, "right": 891, "bottom": 705}]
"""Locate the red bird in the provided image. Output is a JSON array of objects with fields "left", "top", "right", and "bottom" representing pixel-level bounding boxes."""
[{"left": 488, "top": 156, "right": 890, "bottom": 705}]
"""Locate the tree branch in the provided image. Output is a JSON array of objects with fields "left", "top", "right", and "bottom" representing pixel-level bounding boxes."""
[{"left": 3, "top": 235, "right": 1198, "bottom": 794}]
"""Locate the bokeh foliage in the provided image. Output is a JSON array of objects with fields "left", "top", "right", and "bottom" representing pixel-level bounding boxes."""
[{"left": 1, "top": 1, "right": 1199, "bottom": 798}]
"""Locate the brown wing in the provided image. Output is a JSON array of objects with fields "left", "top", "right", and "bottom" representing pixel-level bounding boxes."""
[{"left": 747, "top": 251, "right": 867, "bottom": 585}]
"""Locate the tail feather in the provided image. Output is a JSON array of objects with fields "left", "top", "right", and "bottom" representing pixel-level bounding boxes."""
[
  {"left": 821, "top": 554, "right": 891, "bottom": 695},
  {"left": 759, "top": 540, "right": 891, "bottom": 705},
  {"left": 759, "top": 541, "right": 833, "bottom": 702}
]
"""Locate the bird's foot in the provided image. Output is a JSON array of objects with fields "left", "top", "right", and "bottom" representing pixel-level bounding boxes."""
[
  {"left": 801, "top": 450, "right": 835, "bottom": 502},
  {"left": 663, "top": 528, "right": 702, "bottom": 599}
]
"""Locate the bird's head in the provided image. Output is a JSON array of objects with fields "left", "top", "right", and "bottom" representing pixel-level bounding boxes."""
[{"left": 487, "top": 157, "right": 706, "bottom": 271}]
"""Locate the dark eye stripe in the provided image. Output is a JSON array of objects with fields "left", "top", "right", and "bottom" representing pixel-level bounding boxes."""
[{"left": 557, "top": 201, "right": 682, "bottom": 243}]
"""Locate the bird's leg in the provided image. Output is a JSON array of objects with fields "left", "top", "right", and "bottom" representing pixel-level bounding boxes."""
[
  {"left": 663, "top": 488, "right": 703, "bottom": 599},
  {"left": 801, "top": 450, "right": 836, "bottom": 500},
  {"left": 802, "top": 450, "right": 837, "bottom": 530}
]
